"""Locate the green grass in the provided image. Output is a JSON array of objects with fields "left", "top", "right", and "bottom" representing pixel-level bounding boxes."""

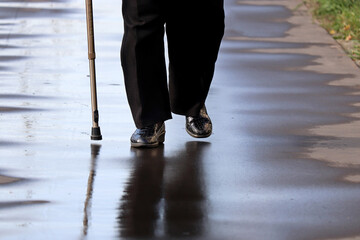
[
  {"left": 306, "top": 0, "right": 360, "bottom": 62},
  {"left": 308, "top": 0, "right": 360, "bottom": 40},
  {"left": 352, "top": 44, "right": 360, "bottom": 60}
]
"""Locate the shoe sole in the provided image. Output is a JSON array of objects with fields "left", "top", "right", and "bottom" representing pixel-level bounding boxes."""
[
  {"left": 186, "top": 128, "right": 212, "bottom": 138},
  {"left": 131, "top": 132, "right": 165, "bottom": 148}
]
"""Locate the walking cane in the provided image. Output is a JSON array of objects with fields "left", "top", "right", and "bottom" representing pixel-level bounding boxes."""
[{"left": 85, "top": 0, "right": 102, "bottom": 140}]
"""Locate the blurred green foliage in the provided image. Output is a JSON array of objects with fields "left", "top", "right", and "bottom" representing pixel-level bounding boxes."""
[
  {"left": 307, "top": 0, "right": 360, "bottom": 61},
  {"left": 310, "top": 0, "right": 360, "bottom": 40}
]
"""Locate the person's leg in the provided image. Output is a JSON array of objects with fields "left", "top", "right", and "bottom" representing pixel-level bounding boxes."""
[
  {"left": 121, "top": 0, "right": 171, "bottom": 129},
  {"left": 165, "top": 0, "right": 225, "bottom": 117}
]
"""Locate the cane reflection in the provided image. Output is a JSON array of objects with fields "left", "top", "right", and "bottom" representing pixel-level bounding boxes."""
[
  {"left": 82, "top": 144, "right": 101, "bottom": 238},
  {"left": 118, "top": 141, "right": 210, "bottom": 238}
]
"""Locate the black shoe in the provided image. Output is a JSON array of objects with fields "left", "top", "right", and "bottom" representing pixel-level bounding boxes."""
[
  {"left": 131, "top": 122, "right": 165, "bottom": 148},
  {"left": 186, "top": 105, "right": 212, "bottom": 138}
]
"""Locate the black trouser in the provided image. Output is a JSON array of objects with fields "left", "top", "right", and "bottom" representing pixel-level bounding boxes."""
[{"left": 121, "top": 0, "right": 224, "bottom": 128}]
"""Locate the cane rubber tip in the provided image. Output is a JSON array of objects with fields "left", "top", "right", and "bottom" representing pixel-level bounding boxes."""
[{"left": 91, "top": 127, "right": 102, "bottom": 141}]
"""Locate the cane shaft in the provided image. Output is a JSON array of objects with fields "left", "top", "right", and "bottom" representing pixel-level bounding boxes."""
[
  {"left": 85, "top": 0, "right": 102, "bottom": 139},
  {"left": 89, "top": 60, "right": 99, "bottom": 128},
  {"left": 86, "top": 0, "right": 96, "bottom": 60},
  {"left": 86, "top": 0, "right": 98, "bottom": 127}
]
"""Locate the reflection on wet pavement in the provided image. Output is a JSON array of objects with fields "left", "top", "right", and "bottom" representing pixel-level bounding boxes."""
[
  {"left": 1, "top": 0, "right": 360, "bottom": 239},
  {"left": 118, "top": 142, "right": 208, "bottom": 238},
  {"left": 0, "top": 174, "right": 21, "bottom": 184},
  {"left": 0, "top": 200, "right": 49, "bottom": 210},
  {"left": 225, "top": 4, "right": 292, "bottom": 38},
  {"left": 82, "top": 144, "right": 101, "bottom": 237}
]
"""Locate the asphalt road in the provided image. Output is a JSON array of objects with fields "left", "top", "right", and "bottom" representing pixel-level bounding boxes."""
[{"left": 1, "top": 0, "right": 360, "bottom": 239}]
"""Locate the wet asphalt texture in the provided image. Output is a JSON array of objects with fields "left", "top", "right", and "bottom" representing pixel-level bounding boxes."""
[{"left": 1, "top": 0, "right": 360, "bottom": 239}]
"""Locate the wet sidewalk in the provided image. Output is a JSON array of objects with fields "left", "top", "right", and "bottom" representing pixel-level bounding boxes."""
[{"left": 1, "top": 0, "right": 360, "bottom": 239}]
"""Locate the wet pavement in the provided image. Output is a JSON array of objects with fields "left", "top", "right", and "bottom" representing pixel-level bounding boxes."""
[{"left": 1, "top": 0, "right": 360, "bottom": 239}]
